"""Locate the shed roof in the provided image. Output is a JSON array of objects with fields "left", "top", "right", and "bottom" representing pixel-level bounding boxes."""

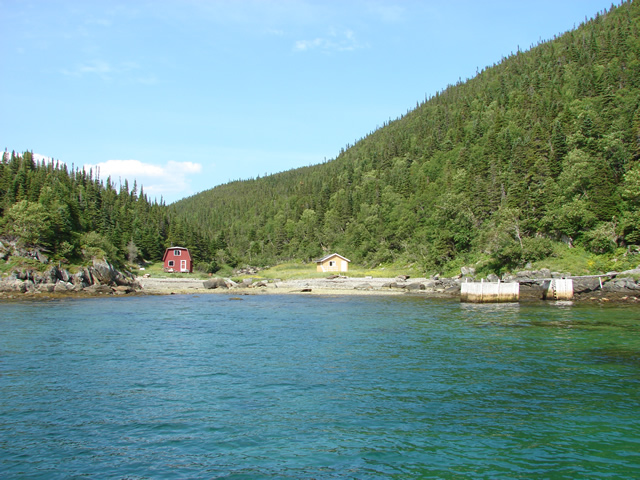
[{"left": 315, "top": 253, "right": 351, "bottom": 263}]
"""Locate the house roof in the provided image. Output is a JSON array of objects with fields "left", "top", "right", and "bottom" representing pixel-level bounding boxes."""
[
  {"left": 162, "top": 246, "right": 191, "bottom": 261},
  {"left": 315, "top": 253, "right": 351, "bottom": 263}
]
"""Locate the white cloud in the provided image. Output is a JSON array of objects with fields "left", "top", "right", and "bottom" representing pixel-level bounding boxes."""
[
  {"left": 61, "top": 59, "right": 113, "bottom": 77},
  {"left": 33, "top": 153, "right": 54, "bottom": 164},
  {"left": 267, "top": 28, "right": 285, "bottom": 36},
  {"left": 79, "top": 60, "right": 112, "bottom": 75},
  {"left": 87, "top": 159, "right": 165, "bottom": 177},
  {"left": 86, "top": 17, "right": 112, "bottom": 28},
  {"left": 135, "top": 75, "right": 159, "bottom": 85},
  {"left": 294, "top": 28, "right": 364, "bottom": 53},
  {"left": 366, "top": 3, "right": 405, "bottom": 23},
  {"left": 168, "top": 160, "right": 202, "bottom": 174},
  {"left": 60, "top": 59, "right": 152, "bottom": 84},
  {"left": 84, "top": 159, "right": 203, "bottom": 202}
]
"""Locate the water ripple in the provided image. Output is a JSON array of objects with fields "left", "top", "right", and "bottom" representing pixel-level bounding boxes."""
[{"left": 1, "top": 295, "right": 639, "bottom": 478}]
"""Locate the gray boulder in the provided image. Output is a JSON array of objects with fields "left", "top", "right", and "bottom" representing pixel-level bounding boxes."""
[
  {"left": 113, "top": 270, "right": 134, "bottom": 287},
  {"left": 54, "top": 281, "right": 74, "bottom": 293},
  {"left": 423, "top": 280, "right": 438, "bottom": 290},
  {"left": 15, "top": 280, "right": 27, "bottom": 293},
  {"left": 461, "top": 266, "right": 476, "bottom": 276},
  {"left": 516, "top": 270, "right": 534, "bottom": 279},
  {"left": 0, "top": 279, "right": 26, "bottom": 293},
  {"left": 84, "top": 284, "right": 113, "bottom": 294},
  {"left": 486, "top": 273, "right": 500, "bottom": 282},
  {"left": 603, "top": 277, "right": 640, "bottom": 292},
  {"left": 39, "top": 283, "right": 56, "bottom": 293},
  {"left": 71, "top": 268, "right": 92, "bottom": 288},
  {"left": 90, "top": 259, "right": 117, "bottom": 285},
  {"left": 88, "top": 259, "right": 136, "bottom": 288},
  {"left": 573, "top": 277, "right": 603, "bottom": 294},
  {"left": 15, "top": 270, "right": 29, "bottom": 281},
  {"left": 42, "top": 265, "right": 63, "bottom": 284},
  {"left": 114, "top": 285, "right": 134, "bottom": 295},
  {"left": 57, "top": 268, "right": 71, "bottom": 283},
  {"left": 621, "top": 268, "right": 640, "bottom": 276},
  {"left": 203, "top": 277, "right": 230, "bottom": 289},
  {"left": 444, "top": 285, "right": 461, "bottom": 294}
]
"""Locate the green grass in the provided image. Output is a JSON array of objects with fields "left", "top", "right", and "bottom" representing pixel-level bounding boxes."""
[
  {"left": 421, "top": 242, "right": 640, "bottom": 279},
  {"left": 0, "top": 256, "right": 44, "bottom": 275},
  {"left": 530, "top": 245, "right": 639, "bottom": 276}
]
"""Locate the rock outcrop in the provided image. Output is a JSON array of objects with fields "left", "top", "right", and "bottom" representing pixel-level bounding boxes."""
[
  {"left": 203, "top": 277, "right": 232, "bottom": 289},
  {"left": 496, "top": 268, "right": 640, "bottom": 298},
  {"left": 0, "top": 260, "right": 140, "bottom": 296}
]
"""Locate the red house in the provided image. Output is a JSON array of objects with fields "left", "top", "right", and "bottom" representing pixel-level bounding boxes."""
[{"left": 163, "top": 247, "right": 193, "bottom": 273}]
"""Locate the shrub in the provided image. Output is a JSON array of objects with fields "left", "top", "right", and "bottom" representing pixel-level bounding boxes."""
[
  {"left": 494, "top": 236, "right": 554, "bottom": 270},
  {"left": 80, "top": 231, "right": 119, "bottom": 264},
  {"left": 583, "top": 222, "right": 618, "bottom": 254}
]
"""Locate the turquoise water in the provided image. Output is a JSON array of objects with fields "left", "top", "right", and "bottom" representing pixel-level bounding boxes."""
[{"left": 1, "top": 294, "right": 639, "bottom": 479}]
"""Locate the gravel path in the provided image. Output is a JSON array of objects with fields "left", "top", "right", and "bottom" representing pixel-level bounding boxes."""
[{"left": 137, "top": 276, "right": 432, "bottom": 296}]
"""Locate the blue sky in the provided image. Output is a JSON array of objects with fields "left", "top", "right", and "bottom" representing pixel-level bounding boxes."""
[{"left": 1, "top": 0, "right": 619, "bottom": 203}]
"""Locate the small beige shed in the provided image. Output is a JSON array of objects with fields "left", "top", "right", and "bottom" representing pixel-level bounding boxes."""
[{"left": 316, "top": 253, "right": 351, "bottom": 273}]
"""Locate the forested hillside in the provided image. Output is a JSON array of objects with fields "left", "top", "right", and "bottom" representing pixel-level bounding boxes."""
[
  {"left": 172, "top": 1, "right": 640, "bottom": 274},
  {"left": 0, "top": 151, "right": 172, "bottom": 266},
  {"left": 0, "top": 150, "right": 225, "bottom": 270}
]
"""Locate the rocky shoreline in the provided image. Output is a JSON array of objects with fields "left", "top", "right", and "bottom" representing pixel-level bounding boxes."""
[
  {"left": 0, "top": 259, "right": 140, "bottom": 299},
  {"left": 139, "top": 268, "right": 640, "bottom": 303},
  {"left": 2, "top": 264, "right": 640, "bottom": 303}
]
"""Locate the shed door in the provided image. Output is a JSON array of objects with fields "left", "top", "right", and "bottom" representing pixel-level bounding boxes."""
[{"left": 181, "top": 260, "right": 187, "bottom": 272}]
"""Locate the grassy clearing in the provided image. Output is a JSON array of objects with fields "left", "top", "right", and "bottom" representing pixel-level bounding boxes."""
[
  {"left": 435, "top": 243, "right": 640, "bottom": 279},
  {"left": 122, "top": 245, "right": 640, "bottom": 282},
  {"left": 531, "top": 245, "right": 639, "bottom": 276}
]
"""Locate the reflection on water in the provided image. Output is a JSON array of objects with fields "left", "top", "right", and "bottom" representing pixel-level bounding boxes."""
[{"left": 590, "top": 347, "right": 640, "bottom": 367}]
